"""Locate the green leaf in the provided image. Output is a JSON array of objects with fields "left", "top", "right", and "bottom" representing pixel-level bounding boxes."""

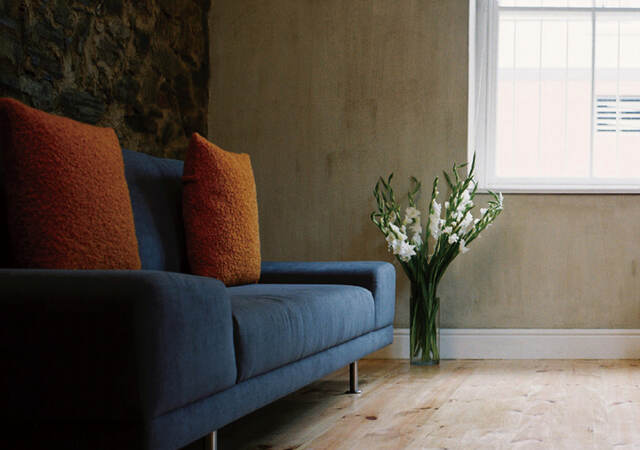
[{"left": 443, "top": 171, "right": 454, "bottom": 190}]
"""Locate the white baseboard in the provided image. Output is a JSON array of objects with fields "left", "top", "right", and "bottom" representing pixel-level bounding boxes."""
[{"left": 366, "top": 328, "right": 640, "bottom": 359}]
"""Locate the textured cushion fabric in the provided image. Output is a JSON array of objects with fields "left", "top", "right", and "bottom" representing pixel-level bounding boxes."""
[
  {"left": 122, "top": 149, "right": 188, "bottom": 272},
  {"left": 228, "top": 283, "right": 376, "bottom": 381},
  {"left": 182, "top": 133, "right": 260, "bottom": 286},
  {"left": 0, "top": 268, "right": 237, "bottom": 421},
  {"left": 260, "top": 261, "right": 396, "bottom": 329},
  {"left": 0, "top": 98, "right": 140, "bottom": 269}
]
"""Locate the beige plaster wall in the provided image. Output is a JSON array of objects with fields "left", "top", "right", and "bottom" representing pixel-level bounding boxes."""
[{"left": 209, "top": 0, "right": 640, "bottom": 328}]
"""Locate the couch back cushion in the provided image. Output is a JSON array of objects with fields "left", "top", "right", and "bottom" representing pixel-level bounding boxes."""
[
  {"left": 0, "top": 97, "right": 140, "bottom": 270},
  {"left": 122, "top": 149, "right": 188, "bottom": 272},
  {"left": 182, "top": 133, "right": 261, "bottom": 286}
]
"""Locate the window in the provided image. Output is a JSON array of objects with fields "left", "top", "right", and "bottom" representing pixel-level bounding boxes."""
[{"left": 470, "top": 0, "right": 640, "bottom": 192}]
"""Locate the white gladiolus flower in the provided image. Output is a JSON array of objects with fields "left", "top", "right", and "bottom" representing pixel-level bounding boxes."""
[
  {"left": 432, "top": 200, "right": 441, "bottom": 217},
  {"left": 389, "top": 238, "right": 403, "bottom": 254},
  {"left": 459, "top": 239, "right": 469, "bottom": 254},
  {"left": 409, "top": 219, "right": 422, "bottom": 246},
  {"left": 409, "top": 219, "right": 421, "bottom": 234},
  {"left": 460, "top": 212, "right": 473, "bottom": 233},
  {"left": 480, "top": 208, "right": 487, "bottom": 215},
  {"left": 429, "top": 220, "right": 440, "bottom": 239},
  {"left": 405, "top": 206, "right": 420, "bottom": 222},
  {"left": 389, "top": 223, "right": 407, "bottom": 240},
  {"left": 398, "top": 242, "right": 416, "bottom": 261},
  {"left": 430, "top": 201, "right": 441, "bottom": 223},
  {"left": 456, "top": 190, "right": 473, "bottom": 213},
  {"left": 409, "top": 219, "right": 422, "bottom": 245},
  {"left": 385, "top": 221, "right": 416, "bottom": 262},
  {"left": 448, "top": 233, "right": 459, "bottom": 244},
  {"left": 444, "top": 201, "right": 449, "bottom": 209},
  {"left": 428, "top": 201, "right": 442, "bottom": 239},
  {"left": 386, "top": 223, "right": 408, "bottom": 253},
  {"left": 460, "top": 189, "right": 470, "bottom": 205},
  {"left": 391, "top": 239, "right": 416, "bottom": 262},
  {"left": 443, "top": 226, "right": 452, "bottom": 235},
  {"left": 386, "top": 233, "right": 396, "bottom": 249}
]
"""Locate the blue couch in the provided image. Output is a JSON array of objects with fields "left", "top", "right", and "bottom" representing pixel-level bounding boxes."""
[{"left": 0, "top": 149, "right": 395, "bottom": 449}]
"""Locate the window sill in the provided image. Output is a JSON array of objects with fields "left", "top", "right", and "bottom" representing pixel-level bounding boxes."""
[{"left": 477, "top": 183, "right": 640, "bottom": 194}]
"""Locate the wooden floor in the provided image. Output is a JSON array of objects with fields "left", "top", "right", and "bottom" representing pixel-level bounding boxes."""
[{"left": 219, "top": 359, "right": 640, "bottom": 450}]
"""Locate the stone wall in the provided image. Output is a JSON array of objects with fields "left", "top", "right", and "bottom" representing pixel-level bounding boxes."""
[{"left": 0, "top": 0, "right": 210, "bottom": 159}]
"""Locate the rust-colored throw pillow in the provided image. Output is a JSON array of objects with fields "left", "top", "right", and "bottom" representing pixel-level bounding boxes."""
[
  {"left": 0, "top": 97, "right": 141, "bottom": 270},
  {"left": 182, "top": 133, "right": 260, "bottom": 286}
]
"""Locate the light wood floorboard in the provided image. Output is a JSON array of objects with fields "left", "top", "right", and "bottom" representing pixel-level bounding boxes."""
[{"left": 219, "top": 359, "right": 640, "bottom": 450}]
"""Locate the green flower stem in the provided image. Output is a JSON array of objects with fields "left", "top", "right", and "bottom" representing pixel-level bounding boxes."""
[{"left": 410, "top": 278, "right": 440, "bottom": 364}]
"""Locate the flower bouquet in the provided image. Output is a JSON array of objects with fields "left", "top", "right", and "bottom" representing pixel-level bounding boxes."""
[{"left": 371, "top": 157, "right": 503, "bottom": 365}]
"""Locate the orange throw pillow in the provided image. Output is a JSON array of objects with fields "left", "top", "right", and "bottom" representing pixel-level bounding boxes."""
[
  {"left": 182, "top": 133, "right": 260, "bottom": 285},
  {"left": 0, "top": 98, "right": 141, "bottom": 270}
]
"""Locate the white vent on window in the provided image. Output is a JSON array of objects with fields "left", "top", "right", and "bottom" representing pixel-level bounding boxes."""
[{"left": 596, "top": 95, "right": 640, "bottom": 133}]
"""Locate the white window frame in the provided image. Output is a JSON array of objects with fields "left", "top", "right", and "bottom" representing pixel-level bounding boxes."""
[{"left": 469, "top": 0, "right": 640, "bottom": 193}]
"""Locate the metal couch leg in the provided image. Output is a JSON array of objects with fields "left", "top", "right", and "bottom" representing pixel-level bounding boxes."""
[
  {"left": 204, "top": 431, "right": 217, "bottom": 450},
  {"left": 347, "top": 361, "right": 362, "bottom": 394}
]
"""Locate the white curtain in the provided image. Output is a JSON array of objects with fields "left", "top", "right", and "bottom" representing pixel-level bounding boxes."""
[{"left": 468, "top": 0, "right": 499, "bottom": 180}]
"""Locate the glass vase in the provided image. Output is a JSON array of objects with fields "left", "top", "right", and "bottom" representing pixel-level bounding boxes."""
[{"left": 409, "top": 279, "right": 440, "bottom": 365}]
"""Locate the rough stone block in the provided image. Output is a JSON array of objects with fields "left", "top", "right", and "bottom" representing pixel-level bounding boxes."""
[
  {"left": 59, "top": 89, "right": 106, "bottom": 124},
  {"left": 0, "top": 0, "right": 209, "bottom": 157}
]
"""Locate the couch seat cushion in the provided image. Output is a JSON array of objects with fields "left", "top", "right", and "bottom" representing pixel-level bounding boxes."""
[{"left": 228, "top": 284, "right": 375, "bottom": 381}]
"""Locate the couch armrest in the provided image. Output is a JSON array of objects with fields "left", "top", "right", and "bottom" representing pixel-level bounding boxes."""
[
  {"left": 260, "top": 261, "right": 395, "bottom": 329},
  {"left": 0, "top": 269, "right": 236, "bottom": 421}
]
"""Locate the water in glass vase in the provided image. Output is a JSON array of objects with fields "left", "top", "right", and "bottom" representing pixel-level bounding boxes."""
[{"left": 410, "top": 282, "right": 440, "bottom": 365}]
